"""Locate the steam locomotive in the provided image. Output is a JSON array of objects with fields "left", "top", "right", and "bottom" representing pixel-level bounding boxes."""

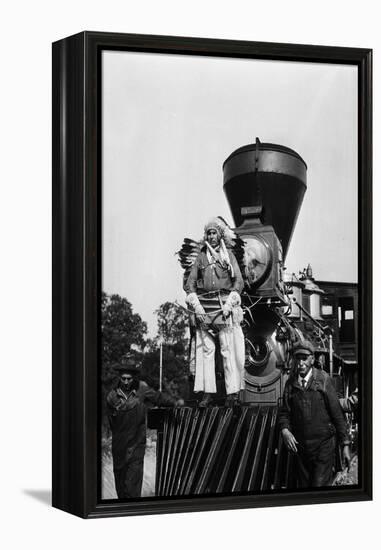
[{"left": 148, "top": 139, "right": 356, "bottom": 496}]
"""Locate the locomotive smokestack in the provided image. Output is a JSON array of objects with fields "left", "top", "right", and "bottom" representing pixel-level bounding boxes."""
[{"left": 223, "top": 139, "right": 307, "bottom": 258}]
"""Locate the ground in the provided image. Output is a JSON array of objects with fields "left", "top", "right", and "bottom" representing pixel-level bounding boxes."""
[
  {"left": 102, "top": 429, "right": 157, "bottom": 499},
  {"left": 332, "top": 455, "right": 358, "bottom": 486}
]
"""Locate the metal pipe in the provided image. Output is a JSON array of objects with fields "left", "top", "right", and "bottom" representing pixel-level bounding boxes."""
[{"left": 329, "top": 333, "right": 334, "bottom": 377}]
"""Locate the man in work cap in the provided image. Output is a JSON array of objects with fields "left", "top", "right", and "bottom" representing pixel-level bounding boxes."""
[
  {"left": 106, "top": 356, "right": 183, "bottom": 498},
  {"left": 279, "top": 339, "right": 351, "bottom": 488},
  {"left": 185, "top": 217, "right": 245, "bottom": 407}
]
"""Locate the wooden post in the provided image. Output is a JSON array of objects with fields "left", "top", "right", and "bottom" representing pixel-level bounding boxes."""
[{"left": 159, "top": 340, "right": 163, "bottom": 392}]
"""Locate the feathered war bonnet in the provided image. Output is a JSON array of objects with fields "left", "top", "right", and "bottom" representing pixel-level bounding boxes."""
[
  {"left": 202, "top": 217, "right": 236, "bottom": 276},
  {"left": 202, "top": 217, "right": 235, "bottom": 247}
]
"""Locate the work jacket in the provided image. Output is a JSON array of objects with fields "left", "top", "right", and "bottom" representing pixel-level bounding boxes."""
[
  {"left": 107, "top": 381, "right": 176, "bottom": 469},
  {"left": 186, "top": 248, "right": 244, "bottom": 295},
  {"left": 278, "top": 368, "right": 350, "bottom": 454}
]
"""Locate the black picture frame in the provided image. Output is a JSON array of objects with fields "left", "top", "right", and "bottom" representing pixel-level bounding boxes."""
[{"left": 52, "top": 31, "right": 372, "bottom": 519}]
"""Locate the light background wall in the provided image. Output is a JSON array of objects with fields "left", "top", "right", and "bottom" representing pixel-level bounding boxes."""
[{"left": 0, "top": 1, "right": 378, "bottom": 549}]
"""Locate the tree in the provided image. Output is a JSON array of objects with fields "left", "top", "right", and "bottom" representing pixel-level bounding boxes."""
[
  {"left": 138, "top": 301, "right": 192, "bottom": 400},
  {"left": 140, "top": 348, "right": 190, "bottom": 401},
  {"left": 155, "top": 301, "right": 189, "bottom": 353},
  {"left": 101, "top": 291, "right": 147, "bottom": 367},
  {"left": 101, "top": 292, "right": 148, "bottom": 435}
]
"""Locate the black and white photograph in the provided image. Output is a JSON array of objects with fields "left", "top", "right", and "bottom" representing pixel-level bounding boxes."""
[
  {"left": 100, "top": 50, "right": 360, "bottom": 500},
  {"left": 3, "top": 0, "right": 379, "bottom": 546}
]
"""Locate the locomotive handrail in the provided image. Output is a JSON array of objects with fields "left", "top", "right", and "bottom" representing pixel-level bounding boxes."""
[{"left": 291, "top": 297, "right": 332, "bottom": 335}]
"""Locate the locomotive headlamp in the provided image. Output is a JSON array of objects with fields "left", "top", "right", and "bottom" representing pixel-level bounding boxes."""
[{"left": 243, "top": 235, "right": 272, "bottom": 285}]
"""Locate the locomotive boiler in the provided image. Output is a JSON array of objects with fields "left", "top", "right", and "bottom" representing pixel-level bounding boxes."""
[
  {"left": 223, "top": 138, "right": 308, "bottom": 405},
  {"left": 148, "top": 139, "right": 352, "bottom": 496}
]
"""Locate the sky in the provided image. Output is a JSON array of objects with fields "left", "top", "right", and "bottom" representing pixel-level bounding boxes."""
[{"left": 102, "top": 51, "right": 357, "bottom": 336}]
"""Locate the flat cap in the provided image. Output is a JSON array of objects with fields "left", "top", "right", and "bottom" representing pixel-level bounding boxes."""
[
  {"left": 113, "top": 358, "right": 139, "bottom": 375},
  {"left": 292, "top": 340, "right": 315, "bottom": 355}
]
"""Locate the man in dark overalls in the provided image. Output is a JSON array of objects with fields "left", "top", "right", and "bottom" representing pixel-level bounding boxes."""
[
  {"left": 279, "top": 341, "right": 351, "bottom": 488},
  {"left": 107, "top": 359, "right": 182, "bottom": 498}
]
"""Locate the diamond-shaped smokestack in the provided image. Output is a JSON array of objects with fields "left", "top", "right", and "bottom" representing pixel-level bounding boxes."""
[{"left": 223, "top": 138, "right": 307, "bottom": 258}]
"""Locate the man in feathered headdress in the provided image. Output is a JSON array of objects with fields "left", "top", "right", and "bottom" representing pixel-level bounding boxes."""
[{"left": 185, "top": 217, "right": 245, "bottom": 407}]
